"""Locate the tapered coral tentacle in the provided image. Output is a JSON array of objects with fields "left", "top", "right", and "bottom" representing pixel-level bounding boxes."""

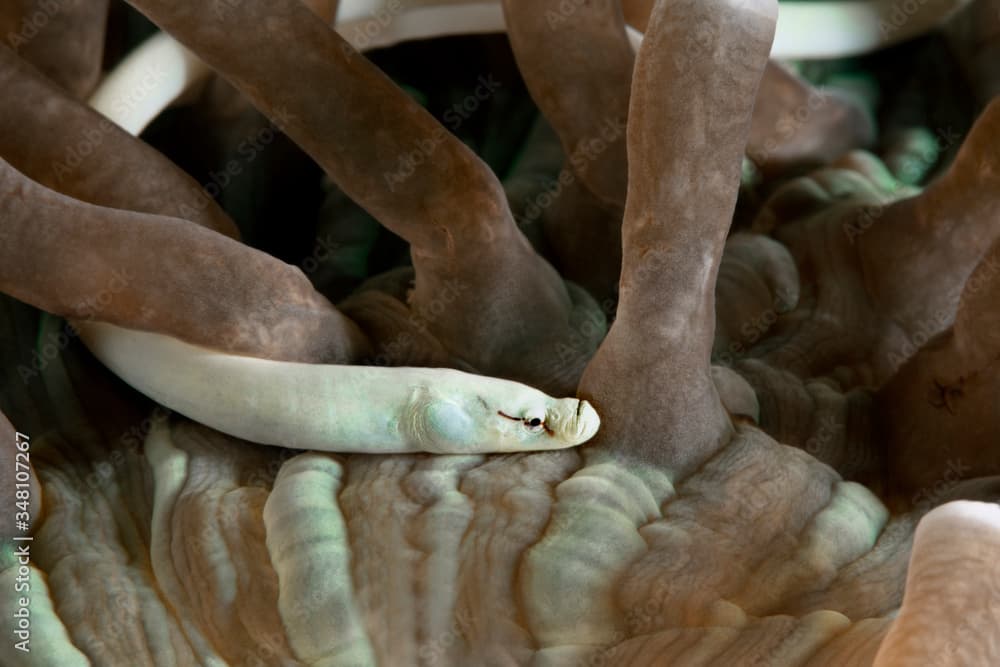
[
  {"left": 874, "top": 98, "right": 1000, "bottom": 494},
  {"left": 624, "top": 0, "right": 875, "bottom": 177},
  {"left": 951, "top": 239, "right": 1000, "bottom": 372},
  {"left": 121, "top": 0, "right": 509, "bottom": 256},
  {"left": 122, "top": 0, "right": 599, "bottom": 391},
  {"left": 0, "top": 158, "right": 368, "bottom": 363},
  {"left": 502, "top": 0, "right": 631, "bottom": 209},
  {"left": 747, "top": 61, "right": 874, "bottom": 178},
  {"left": 945, "top": 0, "right": 1000, "bottom": 106},
  {"left": 873, "top": 502, "right": 1000, "bottom": 665},
  {"left": 502, "top": 0, "right": 631, "bottom": 302},
  {"left": 878, "top": 235, "right": 1000, "bottom": 496},
  {"left": 0, "top": 40, "right": 371, "bottom": 364},
  {"left": 0, "top": 0, "right": 109, "bottom": 98},
  {"left": 751, "top": 98, "right": 1000, "bottom": 385},
  {"left": 857, "top": 97, "right": 1000, "bottom": 351},
  {"left": 578, "top": 0, "right": 777, "bottom": 475},
  {"left": 303, "top": 0, "right": 339, "bottom": 22},
  {"left": 0, "top": 43, "right": 238, "bottom": 239}
]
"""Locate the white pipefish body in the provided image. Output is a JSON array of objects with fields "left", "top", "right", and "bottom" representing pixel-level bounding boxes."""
[{"left": 76, "top": 321, "right": 600, "bottom": 454}]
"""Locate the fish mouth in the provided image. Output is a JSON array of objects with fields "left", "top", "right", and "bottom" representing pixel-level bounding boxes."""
[{"left": 558, "top": 399, "right": 600, "bottom": 445}]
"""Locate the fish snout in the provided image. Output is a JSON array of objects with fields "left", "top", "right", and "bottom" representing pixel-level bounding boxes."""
[{"left": 552, "top": 399, "right": 600, "bottom": 445}]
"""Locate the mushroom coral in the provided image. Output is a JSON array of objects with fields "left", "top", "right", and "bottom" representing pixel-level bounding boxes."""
[{"left": 1, "top": 0, "right": 1000, "bottom": 665}]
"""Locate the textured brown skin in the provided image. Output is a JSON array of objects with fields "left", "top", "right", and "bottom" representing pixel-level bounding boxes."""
[
  {"left": 502, "top": 0, "right": 631, "bottom": 302},
  {"left": 506, "top": 0, "right": 872, "bottom": 305},
  {"left": 121, "top": 0, "right": 603, "bottom": 394},
  {"left": 724, "top": 101, "right": 1000, "bottom": 497},
  {"left": 0, "top": 158, "right": 369, "bottom": 364},
  {"left": 879, "top": 235, "right": 1000, "bottom": 497},
  {"left": 856, "top": 98, "right": 1000, "bottom": 354},
  {"left": 502, "top": 0, "right": 631, "bottom": 210},
  {"left": 622, "top": 0, "right": 875, "bottom": 177},
  {"left": 301, "top": 0, "right": 339, "bottom": 23},
  {"left": 578, "top": 0, "right": 776, "bottom": 475},
  {"left": 750, "top": 99, "right": 1000, "bottom": 385},
  {"left": 621, "top": 0, "right": 656, "bottom": 31},
  {"left": 625, "top": 0, "right": 875, "bottom": 179},
  {"left": 713, "top": 232, "right": 800, "bottom": 360},
  {"left": 945, "top": 0, "right": 1000, "bottom": 106},
  {"left": 747, "top": 61, "right": 875, "bottom": 178},
  {"left": 733, "top": 358, "right": 883, "bottom": 483},
  {"left": 0, "top": 45, "right": 239, "bottom": 240},
  {"left": 0, "top": 50, "right": 370, "bottom": 363},
  {"left": 0, "top": 0, "right": 108, "bottom": 98}
]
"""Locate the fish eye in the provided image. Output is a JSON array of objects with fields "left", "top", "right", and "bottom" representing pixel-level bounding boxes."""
[
  {"left": 524, "top": 416, "right": 545, "bottom": 432},
  {"left": 498, "top": 410, "right": 547, "bottom": 433}
]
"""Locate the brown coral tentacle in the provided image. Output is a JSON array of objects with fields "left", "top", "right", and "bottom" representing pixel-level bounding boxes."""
[
  {"left": 302, "top": 0, "right": 339, "bottom": 23},
  {"left": 119, "top": 0, "right": 513, "bottom": 260},
  {"left": 0, "top": 43, "right": 238, "bottom": 239},
  {"left": 0, "top": 0, "right": 109, "bottom": 98},
  {"left": 502, "top": 0, "right": 631, "bottom": 210},
  {"left": 873, "top": 99, "right": 1000, "bottom": 495},
  {"left": 578, "top": 0, "right": 777, "bottom": 475},
  {"left": 749, "top": 99, "right": 1000, "bottom": 384},
  {"left": 502, "top": 0, "right": 633, "bottom": 302},
  {"left": 856, "top": 97, "right": 1000, "bottom": 351},
  {"left": 878, "top": 235, "right": 1000, "bottom": 496},
  {"left": 122, "top": 0, "right": 601, "bottom": 392},
  {"left": 624, "top": 0, "right": 874, "bottom": 178},
  {"left": 747, "top": 61, "right": 875, "bottom": 178},
  {"left": 873, "top": 501, "right": 1000, "bottom": 665},
  {"left": 0, "top": 158, "right": 368, "bottom": 363}
]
